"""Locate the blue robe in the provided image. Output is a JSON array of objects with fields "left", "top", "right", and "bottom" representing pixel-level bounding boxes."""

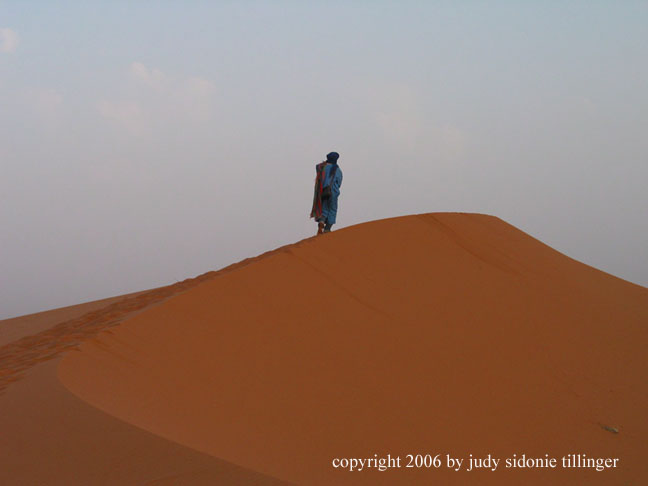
[{"left": 321, "top": 163, "right": 343, "bottom": 225}]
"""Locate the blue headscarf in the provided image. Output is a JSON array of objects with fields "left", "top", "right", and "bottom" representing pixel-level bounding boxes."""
[{"left": 326, "top": 152, "right": 339, "bottom": 164}]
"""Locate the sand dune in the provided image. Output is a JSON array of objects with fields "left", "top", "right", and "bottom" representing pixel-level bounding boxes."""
[
  {"left": 0, "top": 268, "right": 291, "bottom": 485},
  {"left": 48, "top": 213, "right": 646, "bottom": 485},
  {"left": 1, "top": 213, "right": 646, "bottom": 484}
]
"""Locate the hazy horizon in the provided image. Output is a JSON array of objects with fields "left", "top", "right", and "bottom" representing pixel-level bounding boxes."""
[{"left": 2, "top": 1, "right": 647, "bottom": 319}]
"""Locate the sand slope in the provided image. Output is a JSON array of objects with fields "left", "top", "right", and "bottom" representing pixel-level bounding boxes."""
[
  {"left": 0, "top": 256, "right": 292, "bottom": 484},
  {"left": 0, "top": 359, "right": 291, "bottom": 485},
  {"left": 55, "top": 213, "right": 648, "bottom": 485},
  {"left": 0, "top": 290, "right": 147, "bottom": 347}
]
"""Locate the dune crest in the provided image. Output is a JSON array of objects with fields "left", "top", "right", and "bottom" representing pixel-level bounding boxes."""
[{"left": 58, "top": 213, "right": 648, "bottom": 485}]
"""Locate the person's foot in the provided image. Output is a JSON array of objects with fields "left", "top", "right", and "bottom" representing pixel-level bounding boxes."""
[
  {"left": 317, "top": 221, "right": 325, "bottom": 235},
  {"left": 323, "top": 223, "right": 332, "bottom": 233}
]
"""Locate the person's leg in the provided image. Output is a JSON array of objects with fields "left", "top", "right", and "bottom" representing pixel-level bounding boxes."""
[
  {"left": 323, "top": 196, "right": 338, "bottom": 232},
  {"left": 321, "top": 198, "right": 331, "bottom": 221},
  {"left": 318, "top": 198, "right": 331, "bottom": 234}
]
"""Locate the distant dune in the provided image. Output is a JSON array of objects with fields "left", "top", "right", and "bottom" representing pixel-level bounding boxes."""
[{"left": 1, "top": 213, "right": 646, "bottom": 485}]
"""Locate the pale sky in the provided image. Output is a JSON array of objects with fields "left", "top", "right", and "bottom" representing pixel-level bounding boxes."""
[{"left": 1, "top": 1, "right": 647, "bottom": 319}]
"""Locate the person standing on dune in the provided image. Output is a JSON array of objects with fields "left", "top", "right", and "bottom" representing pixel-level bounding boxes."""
[{"left": 310, "top": 151, "right": 343, "bottom": 234}]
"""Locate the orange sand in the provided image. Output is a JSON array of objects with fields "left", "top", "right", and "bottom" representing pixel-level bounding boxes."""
[
  {"left": 1, "top": 213, "right": 646, "bottom": 484},
  {"left": 57, "top": 213, "right": 648, "bottom": 484},
  {"left": 0, "top": 290, "right": 146, "bottom": 347}
]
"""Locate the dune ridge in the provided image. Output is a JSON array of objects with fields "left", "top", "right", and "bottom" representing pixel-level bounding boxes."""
[
  {"left": 0, "top": 290, "right": 149, "bottom": 347},
  {"left": 56, "top": 213, "right": 648, "bottom": 485},
  {"left": 0, "top": 242, "right": 298, "bottom": 395},
  {"left": 0, "top": 244, "right": 302, "bottom": 484}
]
